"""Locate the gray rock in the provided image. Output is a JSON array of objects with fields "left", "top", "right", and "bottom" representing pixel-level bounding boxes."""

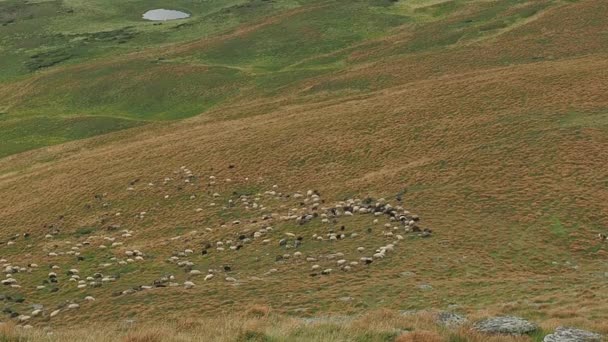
[
  {"left": 436, "top": 312, "right": 468, "bottom": 328},
  {"left": 417, "top": 284, "right": 433, "bottom": 291},
  {"left": 543, "top": 326, "right": 602, "bottom": 342},
  {"left": 474, "top": 316, "right": 538, "bottom": 335}
]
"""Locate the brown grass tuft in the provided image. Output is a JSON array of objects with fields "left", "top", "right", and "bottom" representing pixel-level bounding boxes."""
[
  {"left": 122, "top": 330, "right": 166, "bottom": 342},
  {"left": 395, "top": 331, "right": 444, "bottom": 342},
  {"left": 245, "top": 304, "right": 272, "bottom": 318}
]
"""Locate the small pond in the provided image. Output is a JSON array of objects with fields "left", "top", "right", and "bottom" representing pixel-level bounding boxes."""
[{"left": 143, "top": 9, "right": 190, "bottom": 21}]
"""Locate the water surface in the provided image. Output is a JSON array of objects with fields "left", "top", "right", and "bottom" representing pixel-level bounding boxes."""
[{"left": 143, "top": 9, "right": 190, "bottom": 21}]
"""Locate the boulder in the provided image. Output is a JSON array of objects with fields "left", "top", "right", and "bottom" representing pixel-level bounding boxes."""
[
  {"left": 474, "top": 316, "right": 538, "bottom": 335},
  {"left": 543, "top": 326, "right": 602, "bottom": 342},
  {"left": 436, "top": 312, "right": 468, "bottom": 328}
]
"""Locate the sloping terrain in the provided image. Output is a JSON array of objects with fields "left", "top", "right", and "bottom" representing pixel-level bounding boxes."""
[{"left": 1, "top": 0, "right": 608, "bottom": 340}]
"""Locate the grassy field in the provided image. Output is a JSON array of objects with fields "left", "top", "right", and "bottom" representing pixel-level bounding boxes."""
[
  {"left": 0, "top": 0, "right": 569, "bottom": 158},
  {"left": 1, "top": 0, "right": 608, "bottom": 340}
]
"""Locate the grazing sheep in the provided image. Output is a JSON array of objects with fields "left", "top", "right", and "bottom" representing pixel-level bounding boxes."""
[
  {"left": 1, "top": 278, "right": 17, "bottom": 285},
  {"left": 360, "top": 257, "right": 373, "bottom": 265},
  {"left": 204, "top": 274, "right": 214, "bottom": 281},
  {"left": 373, "top": 252, "right": 385, "bottom": 259}
]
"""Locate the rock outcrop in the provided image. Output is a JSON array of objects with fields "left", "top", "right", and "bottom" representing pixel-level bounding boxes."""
[
  {"left": 543, "top": 326, "right": 602, "bottom": 342},
  {"left": 474, "top": 316, "right": 538, "bottom": 335}
]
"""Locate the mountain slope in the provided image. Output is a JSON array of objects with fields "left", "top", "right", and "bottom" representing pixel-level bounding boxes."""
[{"left": 0, "top": 0, "right": 608, "bottom": 340}]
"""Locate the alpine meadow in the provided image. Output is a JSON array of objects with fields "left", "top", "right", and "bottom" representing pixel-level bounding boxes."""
[{"left": 0, "top": 0, "right": 608, "bottom": 341}]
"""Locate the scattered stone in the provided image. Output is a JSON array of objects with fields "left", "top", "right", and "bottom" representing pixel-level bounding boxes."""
[
  {"left": 474, "top": 316, "right": 538, "bottom": 335},
  {"left": 543, "top": 326, "right": 602, "bottom": 342},
  {"left": 436, "top": 312, "right": 468, "bottom": 328}
]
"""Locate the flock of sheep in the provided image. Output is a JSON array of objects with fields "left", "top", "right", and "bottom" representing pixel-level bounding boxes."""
[{"left": 0, "top": 165, "right": 432, "bottom": 329}]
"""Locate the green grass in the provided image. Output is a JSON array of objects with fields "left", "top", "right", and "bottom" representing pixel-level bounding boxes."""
[
  {"left": 0, "top": 0, "right": 569, "bottom": 158},
  {"left": 0, "top": 0, "right": 590, "bottom": 162},
  {"left": 549, "top": 217, "right": 568, "bottom": 238},
  {"left": 0, "top": 115, "right": 144, "bottom": 158}
]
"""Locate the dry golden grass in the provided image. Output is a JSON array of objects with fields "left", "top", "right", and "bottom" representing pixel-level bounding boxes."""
[
  {"left": 395, "top": 331, "right": 443, "bottom": 342},
  {"left": 0, "top": 309, "right": 550, "bottom": 341}
]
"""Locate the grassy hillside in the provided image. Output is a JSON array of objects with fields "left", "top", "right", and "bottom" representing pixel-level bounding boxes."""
[
  {"left": 0, "top": 0, "right": 570, "bottom": 157},
  {"left": 1, "top": 0, "right": 608, "bottom": 340}
]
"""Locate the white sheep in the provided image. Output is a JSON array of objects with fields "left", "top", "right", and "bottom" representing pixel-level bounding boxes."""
[{"left": 373, "top": 252, "right": 385, "bottom": 259}]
